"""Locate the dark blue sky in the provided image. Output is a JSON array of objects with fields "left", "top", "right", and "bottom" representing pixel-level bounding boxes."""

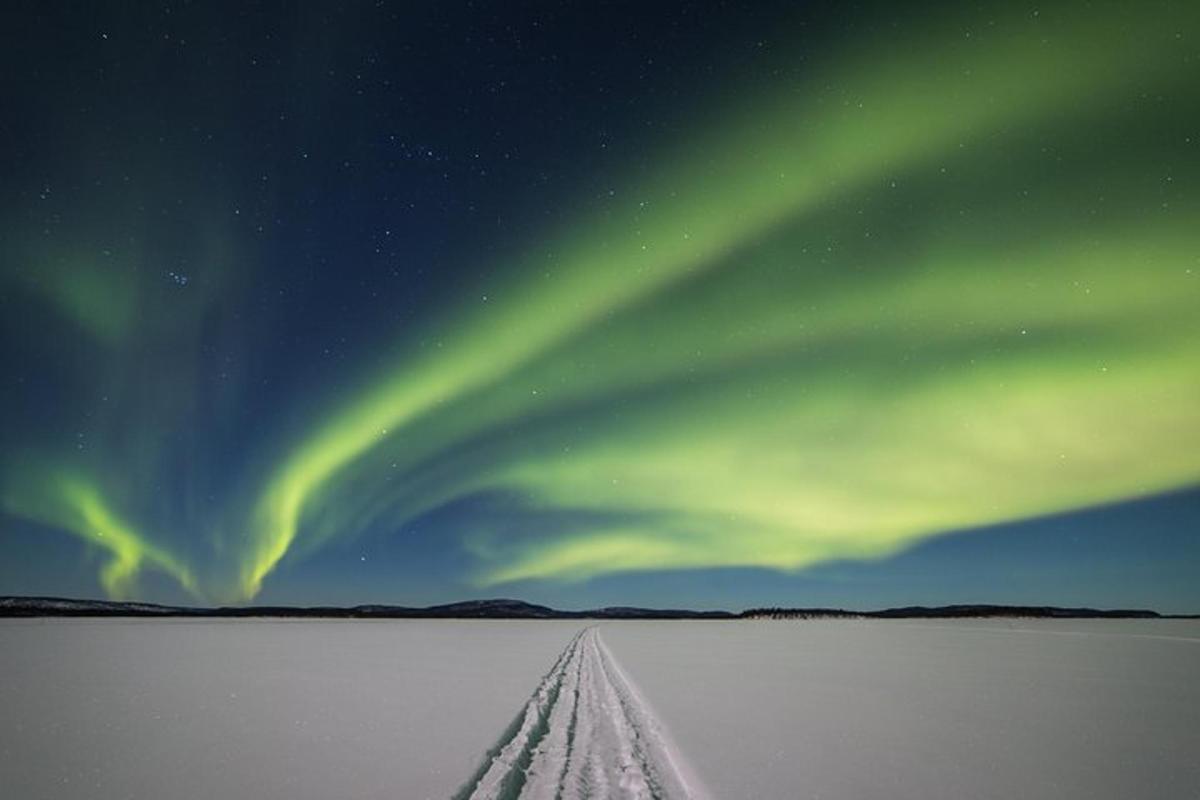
[{"left": 1, "top": 0, "right": 1197, "bottom": 610}]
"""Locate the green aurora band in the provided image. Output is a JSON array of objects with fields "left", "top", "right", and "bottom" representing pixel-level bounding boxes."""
[
  {"left": 3, "top": 465, "right": 196, "bottom": 600},
  {"left": 3, "top": 1, "right": 1199, "bottom": 601}
]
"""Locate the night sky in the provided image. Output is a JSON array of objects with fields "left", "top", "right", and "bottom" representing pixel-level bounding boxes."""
[{"left": 1, "top": 1, "right": 1197, "bottom": 611}]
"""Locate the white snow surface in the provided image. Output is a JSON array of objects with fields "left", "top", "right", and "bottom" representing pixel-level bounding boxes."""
[
  {"left": 457, "top": 626, "right": 708, "bottom": 800},
  {"left": 601, "top": 618, "right": 1200, "bottom": 800},
  {"left": 2, "top": 618, "right": 1198, "bottom": 799},
  {"left": 0, "top": 618, "right": 580, "bottom": 800}
]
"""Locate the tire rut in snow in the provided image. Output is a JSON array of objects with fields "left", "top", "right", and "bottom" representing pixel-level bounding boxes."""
[{"left": 453, "top": 627, "right": 707, "bottom": 800}]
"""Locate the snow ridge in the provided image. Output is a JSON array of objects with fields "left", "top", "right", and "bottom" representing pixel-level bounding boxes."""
[{"left": 454, "top": 627, "right": 707, "bottom": 800}]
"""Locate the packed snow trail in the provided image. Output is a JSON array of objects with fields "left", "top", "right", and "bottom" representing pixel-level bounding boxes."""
[{"left": 454, "top": 627, "right": 709, "bottom": 800}]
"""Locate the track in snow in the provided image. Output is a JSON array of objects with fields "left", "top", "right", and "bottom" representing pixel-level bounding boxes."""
[{"left": 454, "top": 627, "right": 709, "bottom": 800}]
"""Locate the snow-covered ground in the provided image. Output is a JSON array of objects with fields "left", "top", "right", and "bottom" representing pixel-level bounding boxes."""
[
  {"left": 602, "top": 619, "right": 1200, "bottom": 800},
  {"left": 457, "top": 626, "right": 707, "bottom": 800},
  {"left": 0, "top": 619, "right": 580, "bottom": 800},
  {"left": 2, "top": 618, "right": 1198, "bottom": 799}
]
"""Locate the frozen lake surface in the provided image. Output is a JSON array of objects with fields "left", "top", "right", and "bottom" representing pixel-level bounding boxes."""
[
  {"left": 0, "top": 619, "right": 580, "bottom": 800},
  {"left": 2, "top": 618, "right": 1198, "bottom": 799},
  {"left": 457, "top": 626, "right": 707, "bottom": 800},
  {"left": 602, "top": 619, "right": 1200, "bottom": 800}
]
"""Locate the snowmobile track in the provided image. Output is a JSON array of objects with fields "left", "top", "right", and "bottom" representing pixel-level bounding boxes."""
[{"left": 454, "top": 626, "right": 707, "bottom": 800}]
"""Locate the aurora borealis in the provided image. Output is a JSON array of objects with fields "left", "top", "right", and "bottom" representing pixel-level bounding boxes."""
[{"left": 1, "top": 1, "right": 1198, "bottom": 609}]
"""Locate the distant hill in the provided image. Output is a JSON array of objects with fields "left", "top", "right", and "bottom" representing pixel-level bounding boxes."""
[
  {"left": 741, "top": 604, "right": 1172, "bottom": 619},
  {"left": 1, "top": 596, "right": 1189, "bottom": 619},
  {"left": 0, "top": 596, "right": 735, "bottom": 619}
]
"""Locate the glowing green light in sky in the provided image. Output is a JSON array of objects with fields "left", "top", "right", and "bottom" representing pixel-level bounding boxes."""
[
  {"left": 2, "top": 0, "right": 1197, "bottom": 602},
  {"left": 3, "top": 467, "right": 196, "bottom": 599},
  {"left": 237, "top": 2, "right": 1200, "bottom": 598}
]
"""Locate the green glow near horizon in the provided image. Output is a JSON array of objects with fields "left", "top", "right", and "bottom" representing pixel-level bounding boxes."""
[
  {"left": 237, "top": 3, "right": 1200, "bottom": 598},
  {"left": 3, "top": 469, "right": 196, "bottom": 599}
]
